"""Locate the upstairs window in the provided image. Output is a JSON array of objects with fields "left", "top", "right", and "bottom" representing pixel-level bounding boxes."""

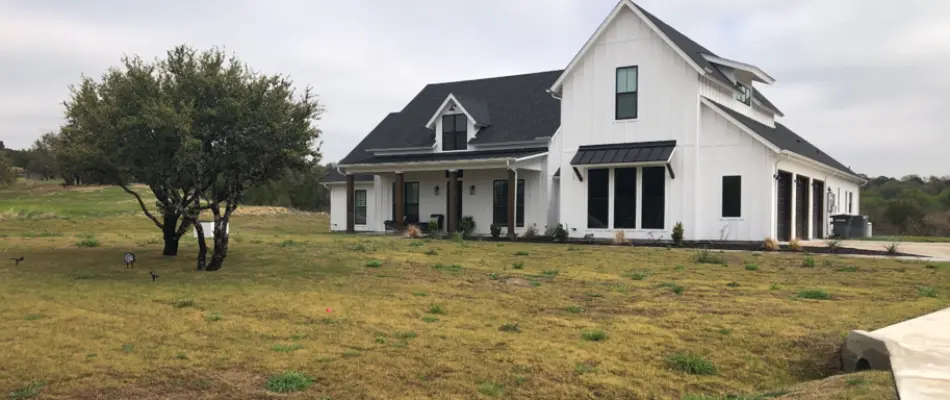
[
  {"left": 442, "top": 114, "right": 468, "bottom": 151},
  {"left": 616, "top": 66, "right": 638, "bottom": 120},
  {"left": 736, "top": 82, "right": 752, "bottom": 106}
]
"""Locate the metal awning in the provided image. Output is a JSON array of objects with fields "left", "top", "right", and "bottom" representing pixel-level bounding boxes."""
[
  {"left": 570, "top": 140, "right": 676, "bottom": 166},
  {"left": 569, "top": 140, "right": 677, "bottom": 181}
]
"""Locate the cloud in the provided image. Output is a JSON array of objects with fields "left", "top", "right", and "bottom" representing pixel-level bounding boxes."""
[{"left": 0, "top": 0, "right": 948, "bottom": 177}]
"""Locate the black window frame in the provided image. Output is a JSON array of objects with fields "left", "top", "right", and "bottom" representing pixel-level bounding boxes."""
[
  {"left": 391, "top": 181, "right": 420, "bottom": 224},
  {"left": 722, "top": 176, "right": 742, "bottom": 218},
  {"left": 492, "top": 179, "right": 525, "bottom": 227},
  {"left": 354, "top": 189, "right": 367, "bottom": 225},
  {"left": 736, "top": 82, "right": 752, "bottom": 106},
  {"left": 640, "top": 166, "right": 666, "bottom": 230},
  {"left": 441, "top": 114, "right": 468, "bottom": 151},
  {"left": 847, "top": 191, "right": 853, "bottom": 214},
  {"left": 613, "top": 167, "right": 637, "bottom": 229},
  {"left": 615, "top": 66, "right": 639, "bottom": 120},
  {"left": 587, "top": 169, "right": 609, "bottom": 229}
]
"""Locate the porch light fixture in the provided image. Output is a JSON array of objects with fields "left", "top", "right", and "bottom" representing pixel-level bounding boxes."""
[
  {"left": 434, "top": 186, "right": 440, "bottom": 196},
  {"left": 469, "top": 185, "right": 476, "bottom": 195}
]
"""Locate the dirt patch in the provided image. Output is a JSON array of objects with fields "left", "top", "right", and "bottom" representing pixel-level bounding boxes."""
[
  {"left": 505, "top": 277, "right": 534, "bottom": 287},
  {"left": 57, "top": 370, "right": 277, "bottom": 400}
]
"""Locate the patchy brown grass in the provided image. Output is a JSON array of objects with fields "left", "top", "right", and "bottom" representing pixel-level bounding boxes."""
[{"left": 0, "top": 186, "right": 943, "bottom": 399}]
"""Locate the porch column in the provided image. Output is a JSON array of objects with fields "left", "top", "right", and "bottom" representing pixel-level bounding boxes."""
[
  {"left": 507, "top": 169, "right": 516, "bottom": 238},
  {"left": 790, "top": 173, "right": 797, "bottom": 240},
  {"left": 395, "top": 172, "right": 405, "bottom": 231},
  {"left": 806, "top": 177, "right": 814, "bottom": 240},
  {"left": 345, "top": 174, "right": 355, "bottom": 233},
  {"left": 447, "top": 170, "right": 458, "bottom": 233}
]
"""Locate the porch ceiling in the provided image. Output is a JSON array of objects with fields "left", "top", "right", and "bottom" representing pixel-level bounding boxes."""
[{"left": 341, "top": 148, "right": 547, "bottom": 173}]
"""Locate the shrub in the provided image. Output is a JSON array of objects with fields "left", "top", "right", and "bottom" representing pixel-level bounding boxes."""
[
  {"left": 581, "top": 329, "right": 608, "bottom": 341},
  {"left": 565, "top": 306, "right": 583, "bottom": 313},
  {"left": 917, "top": 286, "right": 938, "bottom": 298},
  {"left": 459, "top": 216, "right": 476, "bottom": 236},
  {"left": 667, "top": 353, "right": 717, "bottom": 375},
  {"left": 523, "top": 224, "right": 538, "bottom": 239},
  {"left": 788, "top": 238, "right": 803, "bottom": 252},
  {"left": 726, "top": 281, "right": 740, "bottom": 288},
  {"left": 659, "top": 282, "right": 685, "bottom": 295},
  {"left": 205, "top": 312, "right": 223, "bottom": 322},
  {"left": 671, "top": 222, "right": 685, "bottom": 246},
  {"left": 695, "top": 248, "right": 727, "bottom": 265},
  {"left": 499, "top": 322, "right": 520, "bottom": 332},
  {"left": 490, "top": 224, "right": 502, "bottom": 239},
  {"left": 75, "top": 238, "right": 101, "bottom": 248},
  {"left": 885, "top": 241, "right": 901, "bottom": 255},
  {"left": 427, "top": 304, "right": 444, "bottom": 314},
  {"left": 429, "top": 217, "right": 439, "bottom": 232},
  {"left": 763, "top": 237, "right": 780, "bottom": 251},
  {"left": 422, "top": 316, "right": 439, "bottom": 323},
  {"left": 825, "top": 238, "right": 842, "bottom": 252},
  {"left": 797, "top": 289, "right": 830, "bottom": 300},
  {"left": 512, "top": 261, "right": 524, "bottom": 270},
  {"left": 613, "top": 230, "right": 628, "bottom": 245},
  {"left": 270, "top": 344, "right": 304, "bottom": 352},
  {"left": 405, "top": 224, "right": 423, "bottom": 238},
  {"left": 801, "top": 256, "right": 816, "bottom": 268},
  {"left": 745, "top": 264, "right": 759, "bottom": 271},
  {"left": 266, "top": 371, "right": 313, "bottom": 393},
  {"left": 10, "top": 381, "right": 44, "bottom": 399},
  {"left": 552, "top": 224, "right": 569, "bottom": 243},
  {"left": 365, "top": 260, "right": 382, "bottom": 268},
  {"left": 278, "top": 240, "right": 300, "bottom": 247}
]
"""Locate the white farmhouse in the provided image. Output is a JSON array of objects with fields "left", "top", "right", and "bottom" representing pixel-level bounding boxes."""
[{"left": 324, "top": 0, "right": 865, "bottom": 242}]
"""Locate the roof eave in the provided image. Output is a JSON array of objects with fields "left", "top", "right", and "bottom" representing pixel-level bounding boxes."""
[
  {"left": 702, "top": 54, "right": 776, "bottom": 85},
  {"left": 549, "top": 0, "right": 705, "bottom": 94},
  {"left": 780, "top": 150, "right": 866, "bottom": 184}
]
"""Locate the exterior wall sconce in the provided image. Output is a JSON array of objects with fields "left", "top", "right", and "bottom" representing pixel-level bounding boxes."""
[
  {"left": 469, "top": 185, "right": 476, "bottom": 195},
  {"left": 434, "top": 186, "right": 440, "bottom": 196}
]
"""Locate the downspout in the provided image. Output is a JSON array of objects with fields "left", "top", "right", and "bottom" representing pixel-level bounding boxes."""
[{"left": 546, "top": 89, "right": 563, "bottom": 101}]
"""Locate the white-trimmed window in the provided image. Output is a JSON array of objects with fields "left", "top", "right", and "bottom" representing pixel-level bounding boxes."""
[
  {"left": 355, "top": 190, "right": 367, "bottom": 225},
  {"left": 616, "top": 67, "right": 638, "bottom": 120},
  {"left": 442, "top": 114, "right": 467, "bottom": 151},
  {"left": 736, "top": 83, "right": 752, "bottom": 106}
]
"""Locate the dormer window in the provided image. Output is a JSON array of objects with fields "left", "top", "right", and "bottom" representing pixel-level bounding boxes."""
[
  {"left": 736, "top": 83, "right": 752, "bottom": 106},
  {"left": 442, "top": 114, "right": 467, "bottom": 151}
]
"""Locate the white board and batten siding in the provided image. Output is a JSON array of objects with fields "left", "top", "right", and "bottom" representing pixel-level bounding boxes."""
[
  {"left": 328, "top": 181, "right": 377, "bottom": 232},
  {"left": 558, "top": 5, "right": 699, "bottom": 240},
  {"left": 699, "top": 77, "right": 775, "bottom": 127}
]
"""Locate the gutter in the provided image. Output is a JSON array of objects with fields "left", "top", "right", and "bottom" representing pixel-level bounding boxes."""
[{"left": 546, "top": 89, "right": 563, "bottom": 101}]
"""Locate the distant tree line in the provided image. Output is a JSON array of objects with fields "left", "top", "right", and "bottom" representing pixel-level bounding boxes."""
[
  {"left": 860, "top": 175, "right": 950, "bottom": 236},
  {"left": 2, "top": 137, "right": 332, "bottom": 212}
]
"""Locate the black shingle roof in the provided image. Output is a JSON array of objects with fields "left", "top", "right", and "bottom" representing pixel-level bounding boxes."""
[
  {"left": 454, "top": 94, "right": 492, "bottom": 126},
  {"left": 340, "top": 71, "right": 562, "bottom": 165},
  {"left": 704, "top": 99, "right": 855, "bottom": 175},
  {"left": 320, "top": 169, "right": 374, "bottom": 183},
  {"left": 633, "top": 3, "right": 781, "bottom": 114}
]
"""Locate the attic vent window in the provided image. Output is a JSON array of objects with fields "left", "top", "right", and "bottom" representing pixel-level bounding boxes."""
[
  {"left": 442, "top": 114, "right": 467, "bottom": 151},
  {"left": 736, "top": 83, "right": 752, "bottom": 106}
]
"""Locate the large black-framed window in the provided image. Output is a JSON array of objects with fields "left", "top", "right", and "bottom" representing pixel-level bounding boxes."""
[
  {"left": 587, "top": 169, "right": 609, "bottom": 228},
  {"left": 354, "top": 190, "right": 367, "bottom": 225},
  {"left": 492, "top": 179, "right": 525, "bottom": 227},
  {"left": 391, "top": 182, "right": 420, "bottom": 223},
  {"left": 722, "top": 176, "right": 742, "bottom": 218},
  {"left": 616, "top": 66, "right": 638, "bottom": 120},
  {"left": 641, "top": 166, "right": 666, "bottom": 229},
  {"left": 442, "top": 114, "right": 468, "bottom": 151},
  {"left": 613, "top": 168, "right": 637, "bottom": 228}
]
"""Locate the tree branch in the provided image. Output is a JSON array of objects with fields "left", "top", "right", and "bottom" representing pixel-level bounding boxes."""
[{"left": 119, "top": 182, "right": 165, "bottom": 230}]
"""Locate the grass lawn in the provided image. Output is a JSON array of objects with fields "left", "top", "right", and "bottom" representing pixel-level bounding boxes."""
[{"left": 1, "top": 184, "right": 946, "bottom": 399}]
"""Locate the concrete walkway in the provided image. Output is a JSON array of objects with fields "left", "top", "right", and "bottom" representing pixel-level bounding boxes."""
[
  {"left": 843, "top": 308, "right": 950, "bottom": 399},
  {"left": 802, "top": 240, "right": 950, "bottom": 261}
]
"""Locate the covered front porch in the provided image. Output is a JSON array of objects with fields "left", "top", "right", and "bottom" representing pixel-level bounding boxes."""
[{"left": 339, "top": 150, "right": 548, "bottom": 236}]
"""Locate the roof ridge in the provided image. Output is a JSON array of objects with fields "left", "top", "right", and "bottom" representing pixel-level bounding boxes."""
[{"left": 428, "top": 69, "right": 564, "bottom": 86}]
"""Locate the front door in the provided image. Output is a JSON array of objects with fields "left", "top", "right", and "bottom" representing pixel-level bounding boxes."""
[{"left": 446, "top": 180, "right": 462, "bottom": 228}]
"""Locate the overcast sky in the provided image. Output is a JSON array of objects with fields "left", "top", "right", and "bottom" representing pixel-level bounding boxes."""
[{"left": 1, "top": 0, "right": 948, "bottom": 177}]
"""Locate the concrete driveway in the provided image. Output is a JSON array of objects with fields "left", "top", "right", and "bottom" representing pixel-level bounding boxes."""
[{"left": 803, "top": 240, "right": 950, "bottom": 261}]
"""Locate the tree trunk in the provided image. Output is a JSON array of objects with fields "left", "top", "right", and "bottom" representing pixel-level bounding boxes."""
[
  {"left": 193, "top": 219, "right": 208, "bottom": 270},
  {"left": 205, "top": 217, "right": 229, "bottom": 271},
  {"left": 162, "top": 212, "right": 182, "bottom": 256}
]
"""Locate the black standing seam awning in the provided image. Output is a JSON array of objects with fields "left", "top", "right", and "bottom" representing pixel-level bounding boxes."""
[
  {"left": 569, "top": 140, "right": 677, "bottom": 181},
  {"left": 570, "top": 140, "right": 676, "bottom": 166}
]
